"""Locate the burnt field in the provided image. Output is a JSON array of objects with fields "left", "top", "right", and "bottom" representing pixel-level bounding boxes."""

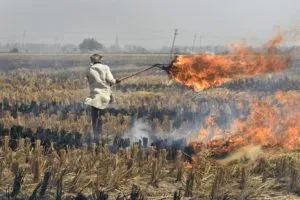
[{"left": 0, "top": 53, "right": 300, "bottom": 199}]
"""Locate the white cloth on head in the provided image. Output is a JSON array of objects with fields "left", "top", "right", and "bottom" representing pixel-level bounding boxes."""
[{"left": 84, "top": 63, "right": 116, "bottom": 109}]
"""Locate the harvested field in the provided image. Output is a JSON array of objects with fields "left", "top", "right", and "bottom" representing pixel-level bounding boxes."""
[{"left": 0, "top": 53, "right": 299, "bottom": 199}]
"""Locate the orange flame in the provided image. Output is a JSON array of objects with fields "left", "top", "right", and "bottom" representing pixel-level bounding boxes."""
[
  {"left": 168, "top": 34, "right": 290, "bottom": 91},
  {"left": 184, "top": 161, "right": 193, "bottom": 170},
  {"left": 193, "top": 91, "right": 300, "bottom": 154},
  {"left": 167, "top": 33, "right": 298, "bottom": 154}
]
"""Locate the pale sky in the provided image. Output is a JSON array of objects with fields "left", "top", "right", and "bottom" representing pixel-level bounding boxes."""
[{"left": 0, "top": 0, "right": 299, "bottom": 48}]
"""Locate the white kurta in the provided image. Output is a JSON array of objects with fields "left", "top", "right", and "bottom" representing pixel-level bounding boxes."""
[{"left": 84, "top": 63, "right": 116, "bottom": 109}]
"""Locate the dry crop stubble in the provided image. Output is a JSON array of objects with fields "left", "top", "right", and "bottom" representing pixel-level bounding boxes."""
[{"left": 0, "top": 53, "right": 300, "bottom": 198}]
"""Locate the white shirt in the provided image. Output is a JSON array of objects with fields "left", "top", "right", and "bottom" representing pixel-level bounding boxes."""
[{"left": 84, "top": 63, "right": 116, "bottom": 109}]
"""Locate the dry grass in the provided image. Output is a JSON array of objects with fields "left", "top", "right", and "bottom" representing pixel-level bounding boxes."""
[{"left": 0, "top": 139, "right": 299, "bottom": 199}]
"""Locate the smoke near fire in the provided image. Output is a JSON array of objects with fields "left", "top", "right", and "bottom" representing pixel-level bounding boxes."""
[{"left": 168, "top": 33, "right": 291, "bottom": 91}]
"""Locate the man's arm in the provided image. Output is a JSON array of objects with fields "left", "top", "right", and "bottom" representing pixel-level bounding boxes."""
[{"left": 106, "top": 66, "right": 117, "bottom": 85}]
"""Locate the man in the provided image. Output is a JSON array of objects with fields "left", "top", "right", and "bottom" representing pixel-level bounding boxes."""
[{"left": 84, "top": 54, "right": 120, "bottom": 144}]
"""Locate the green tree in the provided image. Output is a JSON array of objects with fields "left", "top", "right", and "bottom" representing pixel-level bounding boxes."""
[
  {"left": 79, "top": 38, "right": 103, "bottom": 52},
  {"left": 9, "top": 47, "right": 19, "bottom": 53}
]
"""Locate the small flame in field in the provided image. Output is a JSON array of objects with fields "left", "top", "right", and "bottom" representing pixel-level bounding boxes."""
[
  {"left": 168, "top": 33, "right": 290, "bottom": 91},
  {"left": 184, "top": 161, "right": 193, "bottom": 170}
]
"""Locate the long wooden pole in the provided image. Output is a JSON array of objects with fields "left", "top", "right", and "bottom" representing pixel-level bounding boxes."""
[
  {"left": 118, "top": 65, "right": 158, "bottom": 81},
  {"left": 170, "top": 29, "right": 178, "bottom": 59}
]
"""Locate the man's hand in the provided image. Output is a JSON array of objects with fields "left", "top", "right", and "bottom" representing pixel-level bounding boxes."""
[{"left": 116, "top": 79, "right": 121, "bottom": 84}]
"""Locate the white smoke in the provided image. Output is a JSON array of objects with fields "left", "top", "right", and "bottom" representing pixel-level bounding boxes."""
[
  {"left": 124, "top": 119, "right": 151, "bottom": 143},
  {"left": 219, "top": 145, "right": 262, "bottom": 164},
  {"left": 123, "top": 119, "right": 196, "bottom": 147}
]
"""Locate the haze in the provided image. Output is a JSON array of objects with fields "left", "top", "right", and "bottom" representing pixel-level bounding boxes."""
[{"left": 0, "top": 0, "right": 299, "bottom": 48}]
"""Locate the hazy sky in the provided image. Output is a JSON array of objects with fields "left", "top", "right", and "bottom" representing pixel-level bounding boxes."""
[{"left": 0, "top": 0, "right": 299, "bottom": 48}]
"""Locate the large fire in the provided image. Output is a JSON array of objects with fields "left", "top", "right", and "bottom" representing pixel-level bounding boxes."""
[
  {"left": 168, "top": 34, "right": 290, "bottom": 91},
  {"left": 166, "top": 33, "right": 299, "bottom": 155},
  {"left": 190, "top": 91, "right": 300, "bottom": 155}
]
